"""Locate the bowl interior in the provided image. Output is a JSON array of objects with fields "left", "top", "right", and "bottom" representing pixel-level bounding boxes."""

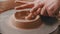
[{"left": 15, "top": 11, "right": 30, "bottom": 20}]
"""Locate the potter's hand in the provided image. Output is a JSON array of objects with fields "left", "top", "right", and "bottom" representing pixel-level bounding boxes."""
[
  {"left": 42, "top": 0, "right": 59, "bottom": 17},
  {"left": 26, "top": 0, "right": 60, "bottom": 19},
  {"left": 29, "top": 0, "right": 60, "bottom": 17},
  {"left": 25, "top": 0, "right": 45, "bottom": 19},
  {"left": 15, "top": 0, "right": 60, "bottom": 20}
]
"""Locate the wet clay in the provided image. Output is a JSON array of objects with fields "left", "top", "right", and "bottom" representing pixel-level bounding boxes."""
[
  {"left": 15, "top": 11, "right": 35, "bottom": 20},
  {"left": 12, "top": 11, "right": 42, "bottom": 29}
]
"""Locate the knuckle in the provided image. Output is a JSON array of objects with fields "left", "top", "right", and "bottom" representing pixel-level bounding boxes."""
[
  {"left": 47, "top": 7, "right": 51, "bottom": 11},
  {"left": 45, "top": 6, "right": 50, "bottom": 11}
]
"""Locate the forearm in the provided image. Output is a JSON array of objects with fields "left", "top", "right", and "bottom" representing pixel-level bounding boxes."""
[{"left": 0, "top": 0, "right": 15, "bottom": 14}]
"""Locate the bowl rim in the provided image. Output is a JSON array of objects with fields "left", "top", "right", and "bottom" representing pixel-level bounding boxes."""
[{"left": 12, "top": 11, "right": 40, "bottom": 22}]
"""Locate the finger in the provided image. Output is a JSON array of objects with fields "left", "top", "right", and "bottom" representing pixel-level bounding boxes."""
[
  {"left": 40, "top": 6, "right": 48, "bottom": 16},
  {"left": 53, "top": 8, "right": 59, "bottom": 17},
  {"left": 25, "top": 13, "right": 35, "bottom": 20},
  {"left": 26, "top": 8, "right": 41, "bottom": 20},
  {"left": 26, "top": 7, "right": 38, "bottom": 20},
  {"left": 15, "top": 3, "right": 34, "bottom": 10},
  {"left": 26, "top": 3, "right": 44, "bottom": 20},
  {"left": 25, "top": 8, "right": 40, "bottom": 20},
  {"left": 36, "top": 8, "right": 41, "bottom": 15},
  {"left": 32, "top": 8, "right": 41, "bottom": 16},
  {"left": 30, "top": 3, "right": 44, "bottom": 13},
  {"left": 46, "top": 3, "right": 58, "bottom": 17},
  {"left": 16, "top": 1, "right": 26, "bottom": 6},
  {"left": 52, "top": 5, "right": 59, "bottom": 16}
]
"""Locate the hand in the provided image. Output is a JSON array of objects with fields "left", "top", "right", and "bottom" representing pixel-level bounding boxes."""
[
  {"left": 30, "top": 0, "right": 60, "bottom": 17},
  {"left": 15, "top": 0, "right": 44, "bottom": 19},
  {"left": 26, "top": 0, "right": 60, "bottom": 19},
  {"left": 42, "top": 0, "right": 59, "bottom": 17},
  {"left": 16, "top": 0, "right": 60, "bottom": 19}
]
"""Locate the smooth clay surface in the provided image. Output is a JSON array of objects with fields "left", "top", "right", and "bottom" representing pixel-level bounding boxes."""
[{"left": 11, "top": 11, "right": 42, "bottom": 29}]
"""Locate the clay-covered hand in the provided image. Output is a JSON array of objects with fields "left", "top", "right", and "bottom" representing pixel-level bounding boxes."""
[
  {"left": 16, "top": 0, "right": 60, "bottom": 19},
  {"left": 25, "top": 0, "right": 44, "bottom": 19},
  {"left": 29, "top": 0, "right": 60, "bottom": 17},
  {"left": 41, "top": 0, "right": 59, "bottom": 17},
  {"left": 26, "top": 0, "right": 60, "bottom": 19}
]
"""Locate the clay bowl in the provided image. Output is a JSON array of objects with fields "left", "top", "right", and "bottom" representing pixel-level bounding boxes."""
[{"left": 10, "top": 11, "right": 42, "bottom": 29}]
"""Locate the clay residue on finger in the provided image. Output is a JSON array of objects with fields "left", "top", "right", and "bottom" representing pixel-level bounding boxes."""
[{"left": 25, "top": 13, "right": 36, "bottom": 20}]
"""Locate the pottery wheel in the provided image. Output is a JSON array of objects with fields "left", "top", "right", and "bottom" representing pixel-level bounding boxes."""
[{"left": 0, "top": 9, "right": 60, "bottom": 34}]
